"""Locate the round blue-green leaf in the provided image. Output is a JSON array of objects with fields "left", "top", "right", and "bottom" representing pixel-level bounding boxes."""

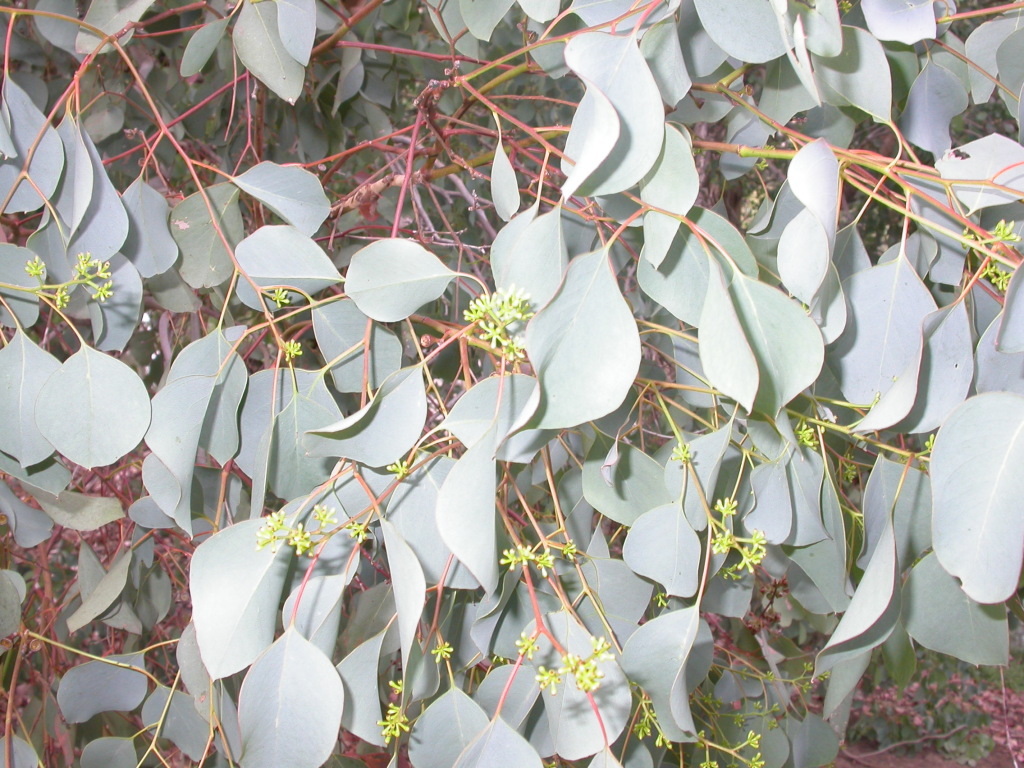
[
  {"left": 526, "top": 248, "right": 641, "bottom": 428},
  {"left": 903, "top": 552, "right": 1008, "bottom": 665},
  {"left": 232, "top": 162, "right": 329, "bottom": 236},
  {"left": 35, "top": 345, "right": 151, "bottom": 469},
  {"left": 81, "top": 737, "right": 138, "bottom": 768},
  {"left": 238, "top": 628, "right": 344, "bottom": 768},
  {"left": 901, "top": 61, "right": 968, "bottom": 158},
  {"left": 190, "top": 519, "right": 292, "bottom": 679},
  {"left": 57, "top": 654, "right": 148, "bottom": 723},
  {"left": 453, "top": 717, "right": 543, "bottom": 768},
  {"left": 410, "top": 687, "right": 491, "bottom": 768},
  {"left": 561, "top": 32, "right": 664, "bottom": 197},
  {"left": 235, "top": 224, "right": 341, "bottom": 309},
  {"left": 932, "top": 392, "right": 1024, "bottom": 604},
  {"left": 694, "top": 0, "right": 787, "bottom": 63},
  {"left": 345, "top": 239, "right": 456, "bottom": 322},
  {"left": 232, "top": 0, "right": 304, "bottom": 104},
  {"left": 0, "top": 78, "right": 64, "bottom": 213},
  {"left": 181, "top": 17, "right": 230, "bottom": 77},
  {"left": 121, "top": 175, "right": 178, "bottom": 278},
  {"left": 0, "top": 569, "right": 22, "bottom": 638},
  {"left": 491, "top": 124, "right": 521, "bottom": 221},
  {"left": 861, "top": 0, "right": 936, "bottom": 45},
  {"left": 0, "top": 330, "right": 60, "bottom": 467},
  {"left": 623, "top": 503, "right": 701, "bottom": 598},
  {"left": 811, "top": 26, "right": 892, "bottom": 122},
  {"left": 0, "top": 736, "right": 37, "bottom": 768}
]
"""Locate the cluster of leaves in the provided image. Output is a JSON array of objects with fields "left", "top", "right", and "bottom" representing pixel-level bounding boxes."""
[{"left": 2, "top": 0, "right": 1024, "bottom": 767}]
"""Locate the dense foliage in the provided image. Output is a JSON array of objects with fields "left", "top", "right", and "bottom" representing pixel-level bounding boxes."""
[{"left": 1, "top": 0, "right": 1024, "bottom": 766}]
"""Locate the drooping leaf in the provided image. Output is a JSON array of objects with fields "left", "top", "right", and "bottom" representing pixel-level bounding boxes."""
[
  {"left": 80, "top": 737, "right": 138, "bottom": 768},
  {"left": 441, "top": 373, "right": 540, "bottom": 454},
  {"left": 640, "top": 18, "right": 691, "bottom": 108},
  {"left": 893, "top": 302, "right": 973, "bottom": 434},
  {"left": 490, "top": 121, "right": 521, "bottom": 222},
  {"left": 35, "top": 345, "right": 151, "bottom": 469},
  {"left": 336, "top": 627, "right": 389, "bottom": 746},
  {"left": 88, "top": 253, "right": 143, "bottom": 353},
  {"left": 561, "top": 32, "right": 664, "bottom": 197},
  {"left": 312, "top": 298, "right": 402, "bottom": 392},
  {"left": 460, "top": 0, "right": 516, "bottom": 40},
  {"left": 436, "top": 441, "right": 498, "bottom": 593},
  {"left": 181, "top": 17, "right": 231, "bottom": 77},
  {"left": 638, "top": 207, "right": 758, "bottom": 327},
  {"left": 120, "top": 175, "right": 178, "bottom": 277},
  {"left": 305, "top": 365, "right": 426, "bottom": 467},
  {"left": 54, "top": 114, "right": 129, "bottom": 261},
  {"left": 811, "top": 26, "right": 893, "bottom": 122},
  {"left": 0, "top": 570, "right": 23, "bottom": 638},
  {"left": 235, "top": 369, "right": 341, "bottom": 510},
  {"left": 526, "top": 247, "right": 641, "bottom": 428},
  {"left": 900, "top": 61, "right": 968, "bottom": 157},
  {"left": 0, "top": 75, "right": 63, "bottom": 214},
  {"left": 528, "top": 612, "right": 631, "bottom": 760},
  {"left": 932, "top": 392, "right": 1024, "bottom": 603},
  {"left": 233, "top": 0, "right": 305, "bottom": 103},
  {"left": 829, "top": 257, "right": 936, "bottom": 407},
  {"left": 146, "top": 330, "right": 246, "bottom": 530},
  {"left": 788, "top": 713, "right": 839, "bottom": 768},
  {"left": 76, "top": 0, "right": 155, "bottom": 52},
  {"left": 582, "top": 438, "right": 673, "bottom": 527},
  {"left": 693, "top": 0, "right": 787, "bottom": 63},
  {"left": 0, "top": 330, "right": 59, "bottom": 466},
  {"left": 57, "top": 654, "right": 148, "bottom": 723},
  {"left": 0, "top": 736, "right": 36, "bottom": 768},
  {"left": 379, "top": 519, "right": 426, "bottom": 672},
  {"left": 560, "top": 84, "right": 618, "bottom": 201},
  {"left": 621, "top": 607, "right": 702, "bottom": 741},
  {"left": 345, "top": 238, "right": 456, "bottom": 322},
  {"left": 282, "top": 573, "right": 349, "bottom": 657},
  {"left": 67, "top": 550, "right": 133, "bottom": 632},
  {"left": 190, "top": 519, "right": 292, "bottom": 679},
  {"left": 936, "top": 134, "right": 1024, "bottom": 213},
  {"left": 902, "top": 552, "right": 1008, "bottom": 666},
  {"left": 171, "top": 184, "right": 245, "bottom": 289},
  {"left": 410, "top": 687, "right": 491, "bottom": 768},
  {"left": 746, "top": 445, "right": 826, "bottom": 546},
  {"left": 0, "top": 244, "right": 41, "bottom": 329},
  {"left": 453, "top": 717, "right": 543, "bottom": 768},
  {"left": 700, "top": 262, "right": 824, "bottom": 415},
  {"left": 232, "top": 162, "right": 330, "bottom": 235},
  {"left": 861, "top": 0, "right": 937, "bottom": 44},
  {"left": 859, "top": 455, "right": 931, "bottom": 571},
  {"left": 618, "top": 501, "right": 700, "bottom": 598},
  {"left": 816, "top": 520, "right": 900, "bottom": 674},
  {"left": 276, "top": 0, "right": 317, "bottom": 65},
  {"left": 640, "top": 124, "right": 699, "bottom": 268},
  {"left": 999, "top": 267, "right": 1024, "bottom": 353},
  {"left": 29, "top": 487, "right": 123, "bottom": 531},
  {"left": 141, "top": 685, "right": 211, "bottom": 761},
  {"left": 489, "top": 202, "right": 568, "bottom": 309},
  {"left": 234, "top": 224, "right": 341, "bottom": 309},
  {"left": 238, "top": 628, "right": 344, "bottom": 768},
  {"left": 0, "top": 480, "right": 53, "bottom": 547}
]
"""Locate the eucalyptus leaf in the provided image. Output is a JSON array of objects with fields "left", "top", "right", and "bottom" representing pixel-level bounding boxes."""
[
  {"left": 932, "top": 392, "right": 1024, "bottom": 603},
  {"left": 238, "top": 628, "right": 344, "bottom": 768},
  {"left": 526, "top": 248, "right": 641, "bottom": 428},
  {"left": 345, "top": 238, "right": 456, "bottom": 322}
]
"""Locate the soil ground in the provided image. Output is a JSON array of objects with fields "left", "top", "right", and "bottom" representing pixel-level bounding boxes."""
[{"left": 834, "top": 682, "right": 1024, "bottom": 768}]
